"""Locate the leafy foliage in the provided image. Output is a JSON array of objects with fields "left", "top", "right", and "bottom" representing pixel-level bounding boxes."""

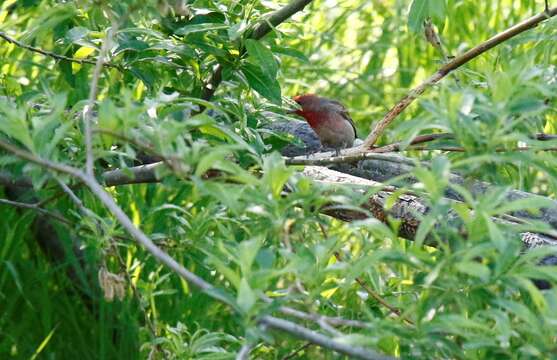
[{"left": 1, "top": 0, "right": 557, "bottom": 359}]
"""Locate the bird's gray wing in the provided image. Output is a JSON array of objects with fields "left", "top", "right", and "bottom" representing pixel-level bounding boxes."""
[{"left": 328, "top": 99, "right": 358, "bottom": 138}]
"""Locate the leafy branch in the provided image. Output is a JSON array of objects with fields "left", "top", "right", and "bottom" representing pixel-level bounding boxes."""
[
  {"left": 199, "top": 0, "right": 314, "bottom": 103},
  {"left": 0, "top": 31, "right": 122, "bottom": 70},
  {"left": 358, "top": 6, "right": 557, "bottom": 149},
  {"left": 0, "top": 136, "right": 395, "bottom": 359}
]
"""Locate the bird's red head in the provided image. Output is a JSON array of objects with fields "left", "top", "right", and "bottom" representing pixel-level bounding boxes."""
[
  {"left": 293, "top": 94, "right": 320, "bottom": 114},
  {"left": 292, "top": 94, "right": 324, "bottom": 128}
]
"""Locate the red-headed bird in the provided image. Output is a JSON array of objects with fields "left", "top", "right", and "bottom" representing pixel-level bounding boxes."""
[{"left": 292, "top": 94, "right": 357, "bottom": 154}]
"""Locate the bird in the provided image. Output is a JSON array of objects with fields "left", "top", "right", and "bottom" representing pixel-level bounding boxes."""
[{"left": 291, "top": 94, "right": 357, "bottom": 155}]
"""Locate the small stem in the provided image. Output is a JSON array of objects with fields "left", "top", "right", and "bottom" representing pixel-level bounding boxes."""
[
  {"left": 0, "top": 198, "right": 71, "bottom": 225},
  {"left": 83, "top": 19, "right": 117, "bottom": 176}
]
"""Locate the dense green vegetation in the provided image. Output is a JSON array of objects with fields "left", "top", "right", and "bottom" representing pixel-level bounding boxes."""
[{"left": 1, "top": 0, "right": 557, "bottom": 358}]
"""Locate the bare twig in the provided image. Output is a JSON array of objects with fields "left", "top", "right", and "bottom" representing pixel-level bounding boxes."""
[
  {"left": 236, "top": 343, "right": 252, "bottom": 360},
  {"left": 54, "top": 178, "right": 97, "bottom": 219},
  {"left": 200, "top": 0, "right": 314, "bottom": 103},
  {"left": 275, "top": 303, "right": 371, "bottom": 328},
  {"left": 286, "top": 131, "right": 557, "bottom": 165},
  {"left": 0, "top": 31, "right": 120, "bottom": 69},
  {"left": 406, "top": 145, "right": 557, "bottom": 152},
  {"left": 281, "top": 343, "right": 312, "bottom": 360},
  {"left": 372, "top": 133, "right": 454, "bottom": 153},
  {"left": 259, "top": 315, "right": 394, "bottom": 360},
  {"left": 285, "top": 150, "right": 418, "bottom": 166},
  {"left": 362, "top": 6, "right": 557, "bottom": 149},
  {"left": 332, "top": 251, "right": 413, "bottom": 324},
  {"left": 84, "top": 18, "right": 118, "bottom": 176},
  {"left": 0, "top": 198, "right": 71, "bottom": 225}
]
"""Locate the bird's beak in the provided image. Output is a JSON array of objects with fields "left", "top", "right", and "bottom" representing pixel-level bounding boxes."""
[{"left": 284, "top": 97, "right": 301, "bottom": 114}]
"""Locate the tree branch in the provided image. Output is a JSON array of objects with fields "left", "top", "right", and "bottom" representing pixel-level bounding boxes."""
[
  {"left": 303, "top": 165, "right": 557, "bottom": 252},
  {"left": 259, "top": 315, "right": 394, "bottom": 360},
  {"left": 200, "top": 0, "right": 314, "bottom": 103},
  {"left": 250, "top": 0, "right": 314, "bottom": 40},
  {"left": 361, "top": 6, "right": 557, "bottom": 149},
  {"left": 286, "top": 131, "right": 557, "bottom": 165},
  {"left": 0, "top": 138, "right": 399, "bottom": 357},
  {"left": 0, "top": 138, "right": 233, "bottom": 305}
]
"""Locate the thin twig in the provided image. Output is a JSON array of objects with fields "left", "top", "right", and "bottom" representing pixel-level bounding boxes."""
[
  {"left": 0, "top": 198, "right": 71, "bottom": 225},
  {"left": 406, "top": 145, "right": 557, "bottom": 152},
  {"left": 285, "top": 150, "right": 418, "bottom": 166},
  {"left": 317, "top": 223, "right": 412, "bottom": 324},
  {"left": 286, "top": 131, "right": 557, "bottom": 166},
  {"left": 372, "top": 133, "right": 454, "bottom": 153},
  {"left": 54, "top": 178, "right": 98, "bottom": 219},
  {"left": 275, "top": 303, "right": 371, "bottom": 328},
  {"left": 0, "top": 31, "right": 120, "bottom": 69},
  {"left": 361, "top": 6, "right": 557, "bottom": 149},
  {"left": 372, "top": 132, "right": 557, "bottom": 153},
  {"left": 236, "top": 343, "right": 252, "bottom": 360},
  {"left": 281, "top": 343, "right": 312, "bottom": 360},
  {"left": 84, "top": 18, "right": 118, "bottom": 176},
  {"left": 259, "top": 315, "right": 394, "bottom": 360}
]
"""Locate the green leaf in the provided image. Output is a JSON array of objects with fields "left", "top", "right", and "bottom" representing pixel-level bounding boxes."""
[
  {"left": 455, "top": 261, "right": 490, "bottom": 281},
  {"left": 429, "top": 0, "right": 446, "bottom": 23},
  {"left": 408, "top": 0, "right": 429, "bottom": 33},
  {"left": 240, "top": 63, "right": 282, "bottom": 105},
  {"left": 0, "top": 99, "right": 34, "bottom": 151},
  {"left": 262, "top": 153, "right": 293, "bottom": 198},
  {"left": 175, "top": 23, "right": 229, "bottom": 36},
  {"left": 270, "top": 45, "right": 309, "bottom": 62},
  {"left": 237, "top": 278, "right": 256, "bottom": 313},
  {"left": 245, "top": 39, "right": 278, "bottom": 79}
]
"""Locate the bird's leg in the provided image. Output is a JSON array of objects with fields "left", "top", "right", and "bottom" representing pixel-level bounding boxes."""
[
  {"left": 546, "top": 0, "right": 550, "bottom": 15},
  {"left": 334, "top": 148, "right": 341, "bottom": 157}
]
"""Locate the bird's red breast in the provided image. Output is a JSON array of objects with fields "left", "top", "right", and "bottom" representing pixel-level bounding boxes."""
[{"left": 295, "top": 110, "right": 324, "bottom": 130}]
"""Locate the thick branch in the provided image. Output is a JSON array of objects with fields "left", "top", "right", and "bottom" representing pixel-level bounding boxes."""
[
  {"left": 304, "top": 166, "right": 557, "bottom": 251},
  {"left": 362, "top": 6, "right": 557, "bottom": 148}
]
